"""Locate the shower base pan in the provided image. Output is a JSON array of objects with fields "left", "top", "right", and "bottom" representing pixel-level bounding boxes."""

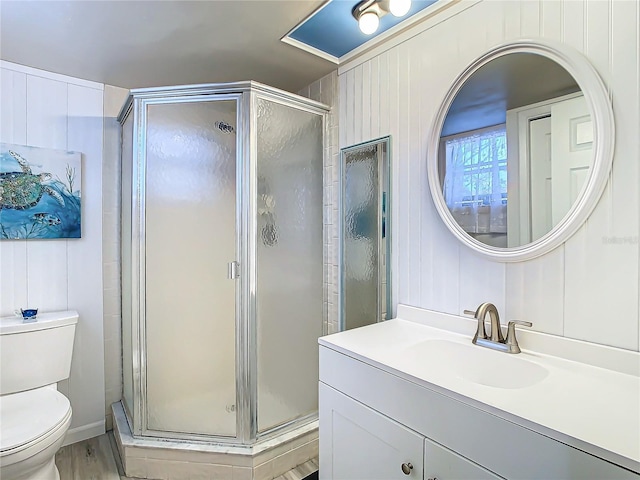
[{"left": 111, "top": 402, "right": 318, "bottom": 480}]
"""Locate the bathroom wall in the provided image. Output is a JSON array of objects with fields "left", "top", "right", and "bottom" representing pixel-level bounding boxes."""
[
  {"left": 298, "top": 70, "right": 340, "bottom": 334},
  {"left": 103, "top": 84, "right": 129, "bottom": 430},
  {"left": 337, "top": 0, "right": 639, "bottom": 351},
  {"left": 0, "top": 61, "right": 107, "bottom": 442}
]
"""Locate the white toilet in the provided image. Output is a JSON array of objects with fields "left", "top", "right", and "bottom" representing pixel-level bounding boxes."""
[{"left": 0, "top": 310, "right": 78, "bottom": 480}]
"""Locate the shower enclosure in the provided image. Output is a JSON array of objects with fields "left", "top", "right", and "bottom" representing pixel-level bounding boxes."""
[{"left": 119, "top": 82, "right": 326, "bottom": 446}]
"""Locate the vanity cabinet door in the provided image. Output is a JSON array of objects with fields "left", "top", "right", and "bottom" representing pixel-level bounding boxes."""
[
  {"left": 424, "top": 437, "right": 502, "bottom": 480},
  {"left": 320, "top": 383, "right": 424, "bottom": 480}
]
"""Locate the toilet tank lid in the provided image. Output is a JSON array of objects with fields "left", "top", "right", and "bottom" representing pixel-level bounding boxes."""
[{"left": 0, "top": 311, "right": 78, "bottom": 335}]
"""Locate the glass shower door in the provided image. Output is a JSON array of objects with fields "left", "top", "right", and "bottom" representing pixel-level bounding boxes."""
[{"left": 144, "top": 98, "right": 238, "bottom": 437}]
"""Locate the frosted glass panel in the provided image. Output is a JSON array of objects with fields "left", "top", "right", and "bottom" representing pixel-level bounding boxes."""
[
  {"left": 343, "top": 145, "right": 379, "bottom": 330},
  {"left": 145, "top": 100, "right": 237, "bottom": 436},
  {"left": 121, "top": 113, "right": 134, "bottom": 416},
  {"left": 256, "top": 98, "right": 323, "bottom": 432}
]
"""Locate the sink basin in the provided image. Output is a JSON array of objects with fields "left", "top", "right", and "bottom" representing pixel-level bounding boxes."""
[{"left": 404, "top": 339, "right": 549, "bottom": 389}]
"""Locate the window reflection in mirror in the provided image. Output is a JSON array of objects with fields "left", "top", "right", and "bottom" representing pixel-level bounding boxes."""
[{"left": 438, "top": 53, "right": 593, "bottom": 248}]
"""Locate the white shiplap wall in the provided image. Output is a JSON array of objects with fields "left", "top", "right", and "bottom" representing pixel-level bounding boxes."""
[
  {"left": 0, "top": 61, "right": 107, "bottom": 442},
  {"left": 338, "top": 0, "right": 639, "bottom": 351}
]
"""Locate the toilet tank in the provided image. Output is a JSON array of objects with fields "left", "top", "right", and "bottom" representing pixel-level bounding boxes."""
[{"left": 0, "top": 310, "right": 78, "bottom": 395}]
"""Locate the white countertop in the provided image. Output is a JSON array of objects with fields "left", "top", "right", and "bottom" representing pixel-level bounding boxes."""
[{"left": 319, "top": 308, "right": 640, "bottom": 473}]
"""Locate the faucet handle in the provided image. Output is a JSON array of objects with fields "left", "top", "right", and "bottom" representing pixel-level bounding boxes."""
[
  {"left": 463, "top": 309, "right": 477, "bottom": 316},
  {"left": 505, "top": 320, "right": 533, "bottom": 353}
]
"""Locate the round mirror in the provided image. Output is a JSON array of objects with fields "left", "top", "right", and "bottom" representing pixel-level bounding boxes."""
[{"left": 427, "top": 40, "right": 614, "bottom": 262}]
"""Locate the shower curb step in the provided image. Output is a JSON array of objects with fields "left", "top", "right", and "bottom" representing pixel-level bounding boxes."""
[{"left": 111, "top": 402, "right": 318, "bottom": 480}]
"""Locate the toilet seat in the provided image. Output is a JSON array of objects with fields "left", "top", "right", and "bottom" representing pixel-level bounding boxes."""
[{"left": 0, "top": 388, "right": 72, "bottom": 457}]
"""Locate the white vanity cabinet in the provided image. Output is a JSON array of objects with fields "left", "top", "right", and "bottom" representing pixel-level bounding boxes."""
[
  {"left": 320, "top": 383, "right": 499, "bottom": 480},
  {"left": 319, "top": 342, "right": 639, "bottom": 480},
  {"left": 320, "top": 383, "right": 425, "bottom": 480},
  {"left": 423, "top": 437, "right": 500, "bottom": 480}
]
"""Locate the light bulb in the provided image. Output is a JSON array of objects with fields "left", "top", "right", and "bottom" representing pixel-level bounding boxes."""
[
  {"left": 359, "top": 11, "right": 380, "bottom": 35},
  {"left": 389, "top": 0, "right": 411, "bottom": 17}
]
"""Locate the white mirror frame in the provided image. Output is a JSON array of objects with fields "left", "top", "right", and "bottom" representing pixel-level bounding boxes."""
[{"left": 427, "top": 39, "right": 615, "bottom": 262}]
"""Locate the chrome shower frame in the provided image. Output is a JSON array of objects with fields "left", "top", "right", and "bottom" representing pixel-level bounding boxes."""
[{"left": 118, "top": 81, "right": 328, "bottom": 446}]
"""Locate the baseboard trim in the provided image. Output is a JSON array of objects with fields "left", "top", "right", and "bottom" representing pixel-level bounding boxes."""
[{"left": 63, "top": 420, "right": 106, "bottom": 446}]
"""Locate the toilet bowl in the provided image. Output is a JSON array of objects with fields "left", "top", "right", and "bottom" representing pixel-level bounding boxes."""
[{"left": 0, "top": 311, "right": 78, "bottom": 480}]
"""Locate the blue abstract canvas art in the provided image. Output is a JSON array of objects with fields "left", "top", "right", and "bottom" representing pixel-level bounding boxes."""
[{"left": 0, "top": 143, "right": 81, "bottom": 240}]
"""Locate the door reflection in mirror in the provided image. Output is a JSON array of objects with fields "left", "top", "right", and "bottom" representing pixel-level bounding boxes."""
[
  {"left": 438, "top": 52, "right": 593, "bottom": 248},
  {"left": 509, "top": 93, "right": 593, "bottom": 246},
  {"left": 340, "top": 137, "right": 391, "bottom": 331}
]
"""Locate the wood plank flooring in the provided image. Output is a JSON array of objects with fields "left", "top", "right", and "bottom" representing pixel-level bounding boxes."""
[
  {"left": 273, "top": 458, "right": 318, "bottom": 480},
  {"left": 56, "top": 433, "right": 124, "bottom": 480},
  {"left": 56, "top": 433, "right": 318, "bottom": 480}
]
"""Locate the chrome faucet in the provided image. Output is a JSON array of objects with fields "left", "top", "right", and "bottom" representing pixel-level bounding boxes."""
[{"left": 464, "top": 303, "right": 532, "bottom": 354}]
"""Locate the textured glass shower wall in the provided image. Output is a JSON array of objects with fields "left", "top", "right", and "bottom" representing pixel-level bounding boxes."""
[
  {"left": 121, "top": 112, "right": 134, "bottom": 419},
  {"left": 344, "top": 146, "right": 379, "bottom": 330},
  {"left": 255, "top": 98, "right": 324, "bottom": 433},
  {"left": 341, "top": 139, "right": 390, "bottom": 331}
]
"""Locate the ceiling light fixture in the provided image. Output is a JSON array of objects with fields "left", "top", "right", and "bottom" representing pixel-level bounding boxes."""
[
  {"left": 352, "top": 0, "right": 412, "bottom": 35},
  {"left": 359, "top": 11, "right": 380, "bottom": 35},
  {"left": 388, "top": 0, "right": 412, "bottom": 17}
]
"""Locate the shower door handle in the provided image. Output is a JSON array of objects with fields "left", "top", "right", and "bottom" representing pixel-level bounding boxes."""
[{"left": 228, "top": 261, "right": 240, "bottom": 280}]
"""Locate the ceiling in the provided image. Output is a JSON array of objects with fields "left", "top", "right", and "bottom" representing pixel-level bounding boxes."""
[
  {"left": 442, "top": 53, "right": 581, "bottom": 137},
  {"left": 0, "top": 0, "right": 339, "bottom": 93}
]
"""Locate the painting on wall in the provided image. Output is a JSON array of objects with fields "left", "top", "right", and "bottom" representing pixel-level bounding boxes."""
[{"left": 0, "top": 143, "right": 82, "bottom": 239}]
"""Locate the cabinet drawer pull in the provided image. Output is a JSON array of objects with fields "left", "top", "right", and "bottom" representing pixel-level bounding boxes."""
[{"left": 401, "top": 462, "right": 413, "bottom": 475}]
